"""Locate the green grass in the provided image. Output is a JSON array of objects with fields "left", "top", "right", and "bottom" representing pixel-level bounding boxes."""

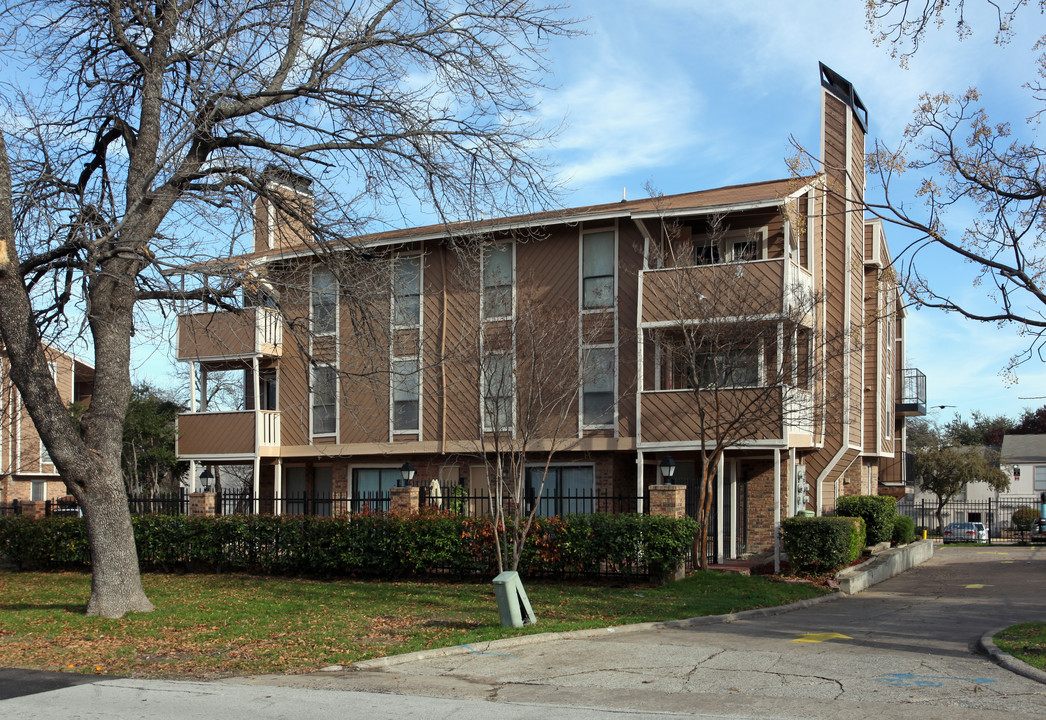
[
  {"left": 995, "top": 623, "right": 1046, "bottom": 671},
  {"left": 0, "top": 571, "right": 828, "bottom": 678}
]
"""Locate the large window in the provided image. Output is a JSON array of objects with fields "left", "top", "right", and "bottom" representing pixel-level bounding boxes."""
[
  {"left": 392, "top": 358, "right": 420, "bottom": 432},
  {"left": 685, "top": 348, "right": 762, "bottom": 389},
  {"left": 311, "top": 365, "right": 337, "bottom": 435},
  {"left": 525, "top": 465, "right": 595, "bottom": 517},
  {"left": 582, "top": 346, "right": 615, "bottom": 426},
  {"left": 483, "top": 243, "right": 513, "bottom": 319},
  {"left": 582, "top": 230, "right": 615, "bottom": 309},
  {"left": 482, "top": 351, "right": 513, "bottom": 431},
  {"left": 352, "top": 467, "right": 401, "bottom": 508},
  {"left": 393, "top": 255, "right": 421, "bottom": 328},
  {"left": 311, "top": 266, "right": 337, "bottom": 335}
]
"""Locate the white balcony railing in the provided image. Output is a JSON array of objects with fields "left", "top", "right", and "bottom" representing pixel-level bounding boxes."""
[
  {"left": 784, "top": 387, "right": 815, "bottom": 436},
  {"left": 255, "top": 307, "right": 283, "bottom": 351},
  {"left": 259, "top": 410, "right": 281, "bottom": 447}
]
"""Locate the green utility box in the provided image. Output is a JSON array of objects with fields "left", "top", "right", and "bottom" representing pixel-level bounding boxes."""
[{"left": 492, "top": 571, "right": 536, "bottom": 628}]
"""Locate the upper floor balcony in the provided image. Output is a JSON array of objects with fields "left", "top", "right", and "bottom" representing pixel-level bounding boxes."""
[
  {"left": 177, "top": 307, "right": 283, "bottom": 361},
  {"left": 640, "top": 259, "right": 813, "bottom": 327},
  {"left": 897, "top": 367, "right": 927, "bottom": 417},
  {"left": 176, "top": 410, "right": 281, "bottom": 458}
]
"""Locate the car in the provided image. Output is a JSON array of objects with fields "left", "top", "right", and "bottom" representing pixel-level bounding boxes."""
[
  {"left": 942, "top": 522, "right": 984, "bottom": 543},
  {"left": 1031, "top": 518, "right": 1046, "bottom": 544},
  {"left": 972, "top": 522, "right": 989, "bottom": 543}
]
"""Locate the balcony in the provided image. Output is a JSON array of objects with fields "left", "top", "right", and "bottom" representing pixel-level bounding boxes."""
[
  {"left": 641, "top": 259, "right": 812, "bottom": 326},
  {"left": 897, "top": 368, "right": 927, "bottom": 417},
  {"left": 176, "top": 410, "right": 281, "bottom": 457},
  {"left": 639, "top": 387, "right": 783, "bottom": 445},
  {"left": 177, "top": 307, "right": 283, "bottom": 361}
]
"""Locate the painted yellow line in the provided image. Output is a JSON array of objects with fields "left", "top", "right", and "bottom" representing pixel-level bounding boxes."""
[
  {"left": 964, "top": 584, "right": 991, "bottom": 589},
  {"left": 793, "top": 632, "right": 852, "bottom": 644}
]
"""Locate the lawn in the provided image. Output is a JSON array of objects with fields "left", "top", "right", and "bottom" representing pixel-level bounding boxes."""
[
  {"left": 0, "top": 571, "right": 828, "bottom": 678},
  {"left": 994, "top": 623, "right": 1046, "bottom": 671}
]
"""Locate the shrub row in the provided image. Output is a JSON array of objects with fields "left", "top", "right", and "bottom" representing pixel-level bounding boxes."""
[
  {"left": 781, "top": 516, "right": 865, "bottom": 575},
  {"left": 892, "top": 514, "right": 915, "bottom": 545},
  {"left": 0, "top": 511, "right": 699, "bottom": 580}
]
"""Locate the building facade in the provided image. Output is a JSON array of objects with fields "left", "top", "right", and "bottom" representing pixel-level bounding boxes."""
[
  {"left": 0, "top": 347, "right": 94, "bottom": 504},
  {"left": 174, "top": 65, "right": 925, "bottom": 559}
]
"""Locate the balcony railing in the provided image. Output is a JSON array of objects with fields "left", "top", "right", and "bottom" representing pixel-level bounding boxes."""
[
  {"left": 897, "top": 367, "right": 927, "bottom": 417},
  {"left": 640, "top": 259, "right": 784, "bottom": 325},
  {"left": 177, "top": 410, "right": 282, "bottom": 456},
  {"left": 177, "top": 307, "right": 283, "bottom": 360}
]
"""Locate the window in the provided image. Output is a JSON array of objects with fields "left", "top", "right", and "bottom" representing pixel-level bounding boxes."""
[
  {"left": 40, "top": 439, "right": 51, "bottom": 465},
  {"left": 311, "top": 266, "right": 337, "bottom": 335},
  {"left": 1035, "top": 466, "right": 1046, "bottom": 491},
  {"left": 31, "top": 481, "right": 46, "bottom": 502},
  {"left": 730, "top": 238, "right": 759, "bottom": 262},
  {"left": 695, "top": 240, "right": 721, "bottom": 265},
  {"left": 392, "top": 358, "right": 420, "bottom": 432},
  {"left": 582, "top": 230, "right": 615, "bottom": 308},
  {"left": 690, "top": 348, "right": 761, "bottom": 388},
  {"left": 393, "top": 255, "right": 421, "bottom": 328},
  {"left": 352, "top": 468, "right": 399, "bottom": 511},
  {"left": 483, "top": 244, "right": 513, "bottom": 319},
  {"left": 693, "top": 228, "right": 765, "bottom": 265},
  {"left": 311, "top": 365, "right": 337, "bottom": 435},
  {"left": 525, "top": 465, "right": 594, "bottom": 517},
  {"left": 582, "top": 347, "right": 615, "bottom": 426},
  {"left": 482, "top": 351, "right": 513, "bottom": 431}
]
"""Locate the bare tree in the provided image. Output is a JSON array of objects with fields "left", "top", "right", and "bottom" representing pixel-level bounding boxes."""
[
  {"left": 796, "top": 1, "right": 1046, "bottom": 377},
  {"left": 451, "top": 249, "right": 607, "bottom": 575},
  {"left": 642, "top": 207, "right": 856, "bottom": 570},
  {"left": 0, "top": 0, "right": 577, "bottom": 617}
]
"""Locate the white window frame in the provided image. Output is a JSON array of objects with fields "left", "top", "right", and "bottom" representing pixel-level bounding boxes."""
[
  {"left": 391, "top": 253, "right": 423, "bottom": 330},
  {"left": 310, "top": 265, "right": 338, "bottom": 337},
  {"left": 580, "top": 229, "right": 616, "bottom": 311},
  {"left": 1034, "top": 465, "right": 1046, "bottom": 492},
  {"left": 481, "top": 349, "right": 515, "bottom": 433},
  {"left": 581, "top": 344, "right": 616, "bottom": 429},
  {"left": 693, "top": 226, "right": 769, "bottom": 265},
  {"left": 481, "top": 242, "right": 515, "bottom": 321},
  {"left": 390, "top": 356, "right": 421, "bottom": 435},
  {"left": 310, "top": 364, "right": 338, "bottom": 438}
]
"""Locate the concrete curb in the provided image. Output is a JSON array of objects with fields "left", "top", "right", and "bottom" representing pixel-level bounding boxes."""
[
  {"left": 978, "top": 627, "right": 1046, "bottom": 685},
  {"left": 351, "top": 591, "right": 843, "bottom": 670},
  {"left": 835, "top": 539, "right": 934, "bottom": 595}
]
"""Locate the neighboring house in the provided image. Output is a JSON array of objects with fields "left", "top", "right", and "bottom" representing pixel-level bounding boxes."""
[
  {"left": 174, "top": 64, "right": 924, "bottom": 559},
  {"left": 999, "top": 434, "right": 1046, "bottom": 500},
  {"left": 0, "top": 347, "right": 94, "bottom": 504}
]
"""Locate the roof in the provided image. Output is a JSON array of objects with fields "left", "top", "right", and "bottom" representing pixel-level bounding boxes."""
[
  {"left": 178, "top": 176, "right": 815, "bottom": 274},
  {"left": 1000, "top": 434, "right": 1046, "bottom": 463}
]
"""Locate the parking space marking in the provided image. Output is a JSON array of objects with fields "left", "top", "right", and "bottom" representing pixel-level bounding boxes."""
[
  {"left": 963, "top": 584, "right": 991, "bottom": 589},
  {"left": 792, "top": 632, "right": 852, "bottom": 643},
  {"left": 874, "top": 673, "right": 996, "bottom": 688}
]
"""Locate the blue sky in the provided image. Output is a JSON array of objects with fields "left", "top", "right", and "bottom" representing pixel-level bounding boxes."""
[{"left": 135, "top": 0, "right": 1046, "bottom": 423}]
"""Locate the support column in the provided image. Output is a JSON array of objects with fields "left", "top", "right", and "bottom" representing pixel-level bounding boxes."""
[
  {"left": 389, "top": 486, "right": 420, "bottom": 516},
  {"left": 773, "top": 448, "right": 782, "bottom": 574},
  {"left": 715, "top": 456, "right": 725, "bottom": 564},
  {"left": 275, "top": 459, "right": 283, "bottom": 516},
  {"left": 648, "top": 484, "right": 686, "bottom": 519},
  {"left": 188, "top": 492, "right": 217, "bottom": 516},
  {"left": 728, "top": 462, "right": 738, "bottom": 560},
  {"left": 635, "top": 450, "right": 645, "bottom": 514}
]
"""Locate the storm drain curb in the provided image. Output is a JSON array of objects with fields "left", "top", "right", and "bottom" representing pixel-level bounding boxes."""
[{"left": 979, "top": 627, "right": 1046, "bottom": 685}]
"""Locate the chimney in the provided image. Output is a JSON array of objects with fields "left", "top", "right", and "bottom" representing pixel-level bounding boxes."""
[{"left": 253, "top": 166, "right": 316, "bottom": 254}]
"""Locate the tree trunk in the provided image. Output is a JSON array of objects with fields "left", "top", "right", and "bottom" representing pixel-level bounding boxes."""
[{"left": 76, "top": 467, "right": 155, "bottom": 617}]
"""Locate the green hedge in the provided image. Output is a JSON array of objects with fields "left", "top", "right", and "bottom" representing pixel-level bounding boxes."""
[
  {"left": 0, "top": 511, "right": 699, "bottom": 580},
  {"left": 892, "top": 515, "right": 915, "bottom": 545},
  {"left": 781, "top": 516, "right": 865, "bottom": 575},
  {"left": 835, "top": 495, "right": 897, "bottom": 545}
]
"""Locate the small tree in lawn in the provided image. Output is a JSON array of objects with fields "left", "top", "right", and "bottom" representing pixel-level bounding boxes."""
[
  {"left": 455, "top": 246, "right": 609, "bottom": 576},
  {"left": 643, "top": 205, "right": 858, "bottom": 570}
]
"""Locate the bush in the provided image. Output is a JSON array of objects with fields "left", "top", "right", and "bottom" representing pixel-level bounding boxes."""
[
  {"left": 0, "top": 511, "right": 700, "bottom": 580},
  {"left": 781, "top": 515, "right": 865, "bottom": 575},
  {"left": 1012, "top": 506, "right": 1039, "bottom": 532},
  {"left": 836, "top": 495, "right": 897, "bottom": 545},
  {"left": 892, "top": 515, "right": 915, "bottom": 545}
]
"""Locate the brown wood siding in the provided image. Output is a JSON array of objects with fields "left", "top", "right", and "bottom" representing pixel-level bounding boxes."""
[
  {"left": 639, "top": 388, "right": 782, "bottom": 444},
  {"left": 178, "top": 310, "right": 260, "bottom": 359},
  {"left": 641, "top": 260, "right": 784, "bottom": 324},
  {"left": 178, "top": 412, "right": 255, "bottom": 455},
  {"left": 863, "top": 266, "right": 879, "bottom": 452},
  {"left": 617, "top": 222, "right": 644, "bottom": 439}
]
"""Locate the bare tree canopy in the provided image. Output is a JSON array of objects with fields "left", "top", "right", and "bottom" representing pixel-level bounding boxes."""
[
  {"left": 852, "top": 1, "right": 1046, "bottom": 375},
  {"left": 0, "top": 0, "right": 577, "bottom": 617}
]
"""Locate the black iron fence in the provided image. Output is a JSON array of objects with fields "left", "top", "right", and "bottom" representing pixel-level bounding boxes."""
[{"left": 898, "top": 496, "right": 1046, "bottom": 542}]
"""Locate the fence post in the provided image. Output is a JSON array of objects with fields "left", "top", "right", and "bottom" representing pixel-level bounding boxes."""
[
  {"left": 390, "top": 486, "right": 420, "bottom": 516},
  {"left": 649, "top": 484, "right": 686, "bottom": 520},
  {"left": 188, "top": 491, "right": 217, "bottom": 517}
]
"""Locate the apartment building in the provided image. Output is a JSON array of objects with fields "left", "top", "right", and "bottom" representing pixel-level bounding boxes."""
[
  {"left": 0, "top": 347, "right": 94, "bottom": 504},
  {"left": 174, "top": 64, "right": 925, "bottom": 559}
]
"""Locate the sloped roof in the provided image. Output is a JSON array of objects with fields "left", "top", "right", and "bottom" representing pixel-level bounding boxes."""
[
  {"left": 1000, "top": 434, "right": 1046, "bottom": 463},
  {"left": 184, "top": 176, "right": 814, "bottom": 273}
]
